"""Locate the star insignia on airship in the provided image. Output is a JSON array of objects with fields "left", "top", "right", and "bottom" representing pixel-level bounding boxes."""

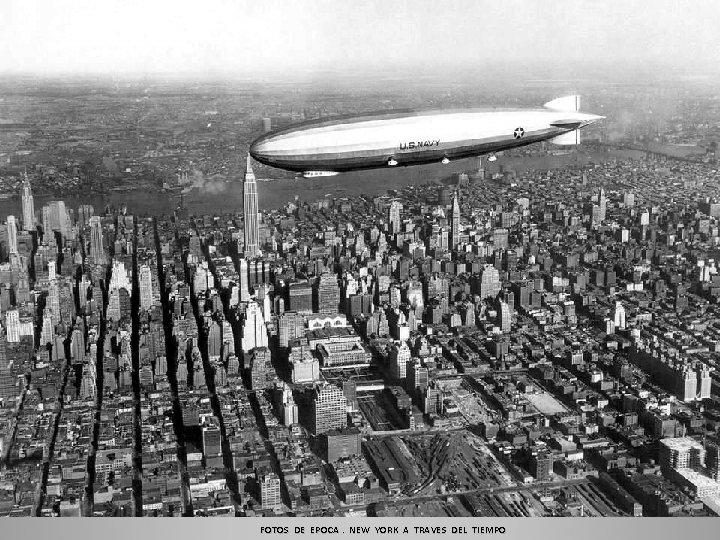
[{"left": 514, "top": 127, "right": 525, "bottom": 139}]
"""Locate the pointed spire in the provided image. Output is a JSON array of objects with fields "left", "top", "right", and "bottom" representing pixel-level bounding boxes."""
[
  {"left": 243, "top": 153, "right": 260, "bottom": 258},
  {"left": 245, "top": 154, "right": 255, "bottom": 180}
]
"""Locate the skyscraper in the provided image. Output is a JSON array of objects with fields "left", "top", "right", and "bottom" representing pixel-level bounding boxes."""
[
  {"left": 243, "top": 155, "right": 260, "bottom": 259},
  {"left": 139, "top": 264, "right": 153, "bottom": 310},
  {"left": 47, "top": 201, "right": 68, "bottom": 236},
  {"left": 478, "top": 264, "right": 501, "bottom": 299},
  {"left": 281, "top": 383, "right": 299, "bottom": 425},
  {"left": 48, "top": 280, "right": 61, "bottom": 325},
  {"left": 389, "top": 341, "right": 411, "bottom": 380},
  {"left": 239, "top": 257, "right": 250, "bottom": 301},
  {"left": 498, "top": 301, "right": 512, "bottom": 333},
  {"left": 207, "top": 321, "right": 222, "bottom": 360},
  {"left": 241, "top": 301, "right": 268, "bottom": 352},
  {"left": 288, "top": 281, "right": 313, "bottom": 313},
  {"left": 312, "top": 383, "right": 348, "bottom": 435},
  {"left": 41, "top": 206, "right": 52, "bottom": 243},
  {"left": 89, "top": 216, "right": 106, "bottom": 265},
  {"left": 598, "top": 187, "right": 607, "bottom": 222},
  {"left": 278, "top": 311, "right": 305, "bottom": 348},
  {"left": 408, "top": 360, "right": 429, "bottom": 393},
  {"left": 388, "top": 200, "right": 402, "bottom": 235},
  {"left": 451, "top": 192, "right": 460, "bottom": 249},
  {"left": 463, "top": 303, "right": 475, "bottom": 327},
  {"left": 5, "top": 309, "right": 21, "bottom": 343},
  {"left": 0, "top": 335, "right": 9, "bottom": 372},
  {"left": 202, "top": 422, "right": 222, "bottom": 458},
  {"left": 71, "top": 327, "right": 86, "bottom": 362},
  {"left": 109, "top": 260, "right": 132, "bottom": 292},
  {"left": 77, "top": 204, "right": 94, "bottom": 229},
  {"left": 697, "top": 365, "right": 712, "bottom": 400},
  {"left": 6, "top": 216, "right": 18, "bottom": 255},
  {"left": 624, "top": 191, "right": 635, "bottom": 208},
  {"left": 613, "top": 301, "right": 626, "bottom": 330},
  {"left": 108, "top": 261, "right": 131, "bottom": 322},
  {"left": 317, "top": 272, "right": 341, "bottom": 314},
  {"left": 249, "top": 346, "right": 272, "bottom": 390},
  {"left": 21, "top": 174, "right": 35, "bottom": 232},
  {"left": 260, "top": 473, "right": 282, "bottom": 510}
]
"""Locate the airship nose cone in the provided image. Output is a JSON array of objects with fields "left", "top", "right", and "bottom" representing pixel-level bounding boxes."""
[{"left": 249, "top": 137, "right": 271, "bottom": 162}]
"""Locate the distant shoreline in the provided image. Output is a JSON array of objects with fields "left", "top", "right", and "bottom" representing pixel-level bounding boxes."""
[{"left": 0, "top": 147, "right": 651, "bottom": 218}]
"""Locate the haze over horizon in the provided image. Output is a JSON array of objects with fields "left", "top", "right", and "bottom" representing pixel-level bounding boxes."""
[{"left": 1, "top": 0, "right": 719, "bottom": 79}]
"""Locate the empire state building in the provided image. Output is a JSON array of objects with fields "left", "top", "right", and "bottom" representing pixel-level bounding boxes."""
[{"left": 243, "top": 155, "right": 260, "bottom": 259}]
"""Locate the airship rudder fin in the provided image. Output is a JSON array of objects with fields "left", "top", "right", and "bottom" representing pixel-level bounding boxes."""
[
  {"left": 550, "top": 130, "right": 580, "bottom": 145},
  {"left": 543, "top": 95, "right": 581, "bottom": 112}
]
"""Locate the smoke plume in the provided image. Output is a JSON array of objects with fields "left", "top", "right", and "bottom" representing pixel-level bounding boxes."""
[{"left": 190, "top": 169, "right": 227, "bottom": 194}]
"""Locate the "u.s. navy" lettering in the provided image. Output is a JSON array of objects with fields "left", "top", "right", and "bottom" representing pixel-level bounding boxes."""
[{"left": 399, "top": 139, "right": 440, "bottom": 150}]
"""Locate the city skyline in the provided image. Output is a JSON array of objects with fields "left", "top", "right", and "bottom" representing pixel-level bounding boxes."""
[{"left": 2, "top": 130, "right": 720, "bottom": 516}]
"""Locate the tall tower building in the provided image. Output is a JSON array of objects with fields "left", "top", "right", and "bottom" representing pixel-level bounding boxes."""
[
  {"left": 89, "top": 216, "right": 106, "bottom": 265},
  {"left": 681, "top": 367, "right": 697, "bottom": 402},
  {"left": 288, "top": 281, "right": 313, "bottom": 313},
  {"left": 464, "top": 303, "right": 475, "bottom": 327},
  {"left": 71, "top": 327, "right": 86, "bottom": 362},
  {"left": 109, "top": 260, "right": 132, "bottom": 292},
  {"left": 598, "top": 188, "right": 607, "bottom": 222},
  {"left": 48, "top": 201, "right": 68, "bottom": 236},
  {"left": 278, "top": 311, "right": 304, "bottom": 348},
  {"left": 47, "top": 260, "right": 56, "bottom": 281},
  {"left": 624, "top": 192, "right": 635, "bottom": 208},
  {"left": 312, "top": 383, "right": 348, "bottom": 435},
  {"left": 408, "top": 360, "right": 429, "bottom": 393},
  {"left": 40, "top": 312, "right": 54, "bottom": 347},
  {"left": 241, "top": 301, "right": 268, "bottom": 352},
  {"left": 451, "top": 193, "right": 460, "bottom": 249},
  {"left": 249, "top": 346, "right": 272, "bottom": 390},
  {"left": 41, "top": 206, "right": 52, "bottom": 243},
  {"left": 48, "top": 280, "right": 61, "bottom": 325},
  {"left": 21, "top": 173, "right": 35, "bottom": 232},
  {"left": 317, "top": 272, "right": 341, "bottom": 315},
  {"left": 282, "top": 383, "right": 299, "bottom": 425},
  {"left": 613, "top": 301, "right": 626, "bottom": 330},
  {"left": 389, "top": 341, "right": 411, "bottom": 380},
  {"left": 243, "top": 155, "right": 260, "bottom": 259},
  {"left": 707, "top": 443, "right": 720, "bottom": 481},
  {"left": 139, "top": 264, "right": 153, "bottom": 310},
  {"left": 478, "top": 264, "right": 501, "bottom": 299},
  {"left": 698, "top": 365, "right": 712, "bottom": 400},
  {"left": 498, "top": 301, "right": 512, "bottom": 333},
  {"left": 77, "top": 204, "right": 94, "bottom": 229},
  {"left": 260, "top": 473, "right": 282, "bottom": 510},
  {"left": 388, "top": 200, "right": 402, "bottom": 235},
  {"left": 239, "top": 257, "right": 250, "bottom": 302},
  {"left": 5, "top": 310, "right": 21, "bottom": 343},
  {"left": 6, "top": 216, "right": 18, "bottom": 255}
]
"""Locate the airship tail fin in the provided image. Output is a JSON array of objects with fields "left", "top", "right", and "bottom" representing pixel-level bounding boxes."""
[
  {"left": 550, "top": 130, "right": 580, "bottom": 145},
  {"left": 544, "top": 95, "right": 581, "bottom": 113}
]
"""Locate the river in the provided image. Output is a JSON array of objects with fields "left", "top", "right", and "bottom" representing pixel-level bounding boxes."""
[{"left": 0, "top": 147, "right": 640, "bottom": 219}]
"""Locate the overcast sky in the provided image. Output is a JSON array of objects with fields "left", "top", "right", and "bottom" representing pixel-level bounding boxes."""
[{"left": 1, "top": 0, "right": 718, "bottom": 76}]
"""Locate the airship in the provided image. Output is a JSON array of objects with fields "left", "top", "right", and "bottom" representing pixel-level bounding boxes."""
[{"left": 249, "top": 95, "right": 603, "bottom": 178}]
